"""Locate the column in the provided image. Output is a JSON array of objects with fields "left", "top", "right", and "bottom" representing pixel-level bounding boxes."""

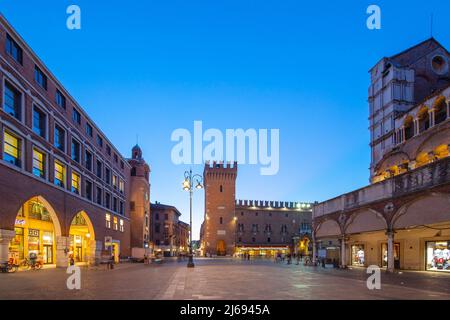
[
  {"left": 55, "top": 236, "right": 70, "bottom": 268},
  {"left": 386, "top": 230, "right": 395, "bottom": 273},
  {"left": 312, "top": 237, "right": 317, "bottom": 264},
  {"left": 89, "top": 240, "right": 102, "bottom": 266},
  {"left": 340, "top": 235, "right": 347, "bottom": 268},
  {"left": 0, "top": 229, "right": 15, "bottom": 264},
  {"left": 429, "top": 110, "right": 435, "bottom": 127},
  {"left": 413, "top": 119, "right": 419, "bottom": 136}
]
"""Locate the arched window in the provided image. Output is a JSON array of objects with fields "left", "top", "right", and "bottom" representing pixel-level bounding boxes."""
[
  {"left": 404, "top": 116, "right": 414, "bottom": 141},
  {"left": 131, "top": 168, "right": 136, "bottom": 176},
  {"left": 219, "top": 185, "right": 223, "bottom": 193},
  {"left": 418, "top": 107, "right": 430, "bottom": 133},
  {"left": 434, "top": 96, "right": 447, "bottom": 125}
]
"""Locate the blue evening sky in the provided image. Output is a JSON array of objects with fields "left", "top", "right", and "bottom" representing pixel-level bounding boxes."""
[{"left": 1, "top": 1, "right": 449, "bottom": 239}]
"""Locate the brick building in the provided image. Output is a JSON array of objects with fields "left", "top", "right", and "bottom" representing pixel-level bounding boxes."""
[
  {"left": 127, "top": 145, "right": 151, "bottom": 258},
  {"left": 200, "top": 161, "right": 313, "bottom": 257},
  {"left": 314, "top": 38, "right": 450, "bottom": 272},
  {"left": 150, "top": 202, "right": 189, "bottom": 257},
  {"left": 0, "top": 14, "right": 147, "bottom": 266}
]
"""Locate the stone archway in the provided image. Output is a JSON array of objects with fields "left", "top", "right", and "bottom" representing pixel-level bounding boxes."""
[
  {"left": 6, "top": 196, "right": 63, "bottom": 266},
  {"left": 345, "top": 209, "right": 387, "bottom": 235},
  {"left": 314, "top": 219, "right": 341, "bottom": 238},
  {"left": 68, "top": 211, "right": 101, "bottom": 266}
]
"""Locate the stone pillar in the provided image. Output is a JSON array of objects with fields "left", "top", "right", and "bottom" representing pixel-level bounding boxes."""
[
  {"left": 340, "top": 235, "right": 347, "bottom": 268},
  {"left": 429, "top": 110, "right": 435, "bottom": 127},
  {"left": 386, "top": 230, "right": 395, "bottom": 273},
  {"left": 312, "top": 239, "right": 317, "bottom": 264},
  {"left": 0, "top": 229, "right": 15, "bottom": 264},
  {"left": 55, "top": 236, "right": 70, "bottom": 268},
  {"left": 413, "top": 119, "right": 419, "bottom": 136},
  {"left": 89, "top": 240, "right": 102, "bottom": 266}
]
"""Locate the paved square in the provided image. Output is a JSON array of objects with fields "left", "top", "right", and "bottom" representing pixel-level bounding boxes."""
[{"left": 0, "top": 258, "right": 449, "bottom": 300}]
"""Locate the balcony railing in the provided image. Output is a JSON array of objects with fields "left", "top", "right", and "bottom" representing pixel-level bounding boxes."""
[{"left": 313, "top": 156, "right": 450, "bottom": 218}]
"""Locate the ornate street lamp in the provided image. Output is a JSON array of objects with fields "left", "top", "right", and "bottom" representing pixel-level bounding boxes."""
[{"left": 182, "top": 168, "right": 203, "bottom": 268}]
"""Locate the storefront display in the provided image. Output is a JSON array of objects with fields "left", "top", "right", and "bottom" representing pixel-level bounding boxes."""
[
  {"left": 426, "top": 241, "right": 450, "bottom": 272},
  {"left": 351, "top": 245, "right": 365, "bottom": 266}
]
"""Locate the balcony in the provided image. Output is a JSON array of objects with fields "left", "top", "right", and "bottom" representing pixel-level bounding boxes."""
[{"left": 313, "top": 156, "right": 450, "bottom": 218}]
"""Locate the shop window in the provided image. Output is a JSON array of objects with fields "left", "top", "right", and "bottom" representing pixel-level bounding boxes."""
[
  {"left": 3, "top": 131, "right": 21, "bottom": 167},
  {"left": 351, "top": 245, "right": 365, "bottom": 266},
  {"left": 32, "top": 148, "right": 45, "bottom": 178},
  {"left": 426, "top": 241, "right": 450, "bottom": 272},
  {"left": 28, "top": 199, "right": 52, "bottom": 222}
]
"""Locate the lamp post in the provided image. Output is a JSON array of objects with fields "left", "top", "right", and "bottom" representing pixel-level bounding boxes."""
[{"left": 182, "top": 168, "right": 203, "bottom": 268}]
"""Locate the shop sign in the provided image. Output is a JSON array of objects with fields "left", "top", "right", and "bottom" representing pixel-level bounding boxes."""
[
  {"left": 28, "top": 229, "right": 40, "bottom": 237},
  {"left": 105, "top": 236, "right": 113, "bottom": 247},
  {"left": 15, "top": 219, "right": 26, "bottom": 226}
]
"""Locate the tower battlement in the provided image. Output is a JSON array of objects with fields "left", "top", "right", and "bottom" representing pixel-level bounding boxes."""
[{"left": 235, "top": 199, "right": 312, "bottom": 210}]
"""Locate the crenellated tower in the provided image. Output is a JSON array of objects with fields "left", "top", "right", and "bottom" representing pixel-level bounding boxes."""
[{"left": 202, "top": 161, "right": 238, "bottom": 256}]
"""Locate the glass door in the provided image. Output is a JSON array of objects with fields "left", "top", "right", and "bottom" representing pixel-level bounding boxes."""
[{"left": 43, "top": 245, "right": 53, "bottom": 264}]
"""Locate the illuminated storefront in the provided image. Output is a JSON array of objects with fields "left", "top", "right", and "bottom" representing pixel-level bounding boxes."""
[
  {"left": 426, "top": 241, "right": 450, "bottom": 272},
  {"left": 351, "top": 244, "right": 365, "bottom": 266},
  {"left": 69, "top": 212, "right": 94, "bottom": 264},
  {"left": 9, "top": 198, "right": 56, "bottom": 265},
  {"left": 235, "top": 246, "right": 290, "bottom": 257}
]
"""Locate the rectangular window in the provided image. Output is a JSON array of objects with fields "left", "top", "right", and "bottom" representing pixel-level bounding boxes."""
[
  {"left": 96, "top": 160, "right": 102, "bottom": 178},
  {"left": 86, "top": 123, "right": 93, "bottom": 137},
  {"left": 3, "top": 131, "right": 21, "bottom": 167},
  {"left": 155, "top": 224, "right": 160, "bottom": 234},
  {"left": 54, "top": 160, "right": 65, "bottom": 188},
  {"left": 32, "top": 148, "right": 45, "bottom": 178},
  {"left": 54, "top": 125, "right": 65, "bottom": 151},
  {"left": 32, "top": 106, "right": 46, "bottom": 138},
  {"left": 55, "top": 90, "right": 66, "bottom": 109},
  {"left": 71, "top": 172, "right": 80, "bottom": 194},
  {"left": 106, "top": 145, "right": 111, "bottom": 155},
  {"left": 72, "top": 108, "right": 81, "bottom": 125},
  {"left": 85, "top": 150, "right": 92, "bottom": 171},
  {"left": 97, "top": 135, "right": 103, "bottom": 148},
  {"left": 114, "top": 153, "right": 118, "bottom": 163},
  {"left": 119, "top": 201, "right": 124, "bottom": 215},
  {"left": 105, "top": 213, "right": 111, "bottom": 229},
  {"left": 4, "top": 81, "right": 21, "bottom": 120},
  {"left": 119, "top": 219, "right": 124, "bottom": 232},
  {"left": 113, "top": 197, "right": 118, "bottom": 212},
  {"left": 105, "top": 192, "right": 111, "bottom": 209},
  {"left": 34, "top": 66, "right": 47, "bottom": 90},
  {"left": 105, "top": 167, "right": 111, "bottom": 184},
  {"left": 96, "top": 186, "right": 102, "bottom": 205},
  {"left": 85, "top": 180, "right": 92, "bottom": 201},
  {"left": 6, "top": 34, "right": 23, "bottom": 64},
  {"left": 113, "top": 216, "right": 118, "bottom": 231},
  {"left": 71, "top": 139, "right": 80, "bottom": 163},
  {"left": 112, "top": 175, "right": 118, "bottom": 189},
  {"left": 119, "top": 180, "right": 124, "bottom": 194}
]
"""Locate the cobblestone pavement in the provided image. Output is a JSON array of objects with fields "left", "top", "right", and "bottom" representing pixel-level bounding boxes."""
[{"left": 0, "top": 258, "right": 449, "bottom": 300}]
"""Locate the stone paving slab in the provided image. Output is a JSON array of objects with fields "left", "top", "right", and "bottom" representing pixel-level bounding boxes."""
[{"left": 0, "top": 258, "right": 449, "bottom": 300}]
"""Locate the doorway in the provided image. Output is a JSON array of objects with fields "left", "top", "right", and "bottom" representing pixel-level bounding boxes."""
[
  {"left": 43, "top": 245, "right": 53, "bottom": 264},
  {"left": 381, "top": 242, "right": 401, "bottom": 269}
]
